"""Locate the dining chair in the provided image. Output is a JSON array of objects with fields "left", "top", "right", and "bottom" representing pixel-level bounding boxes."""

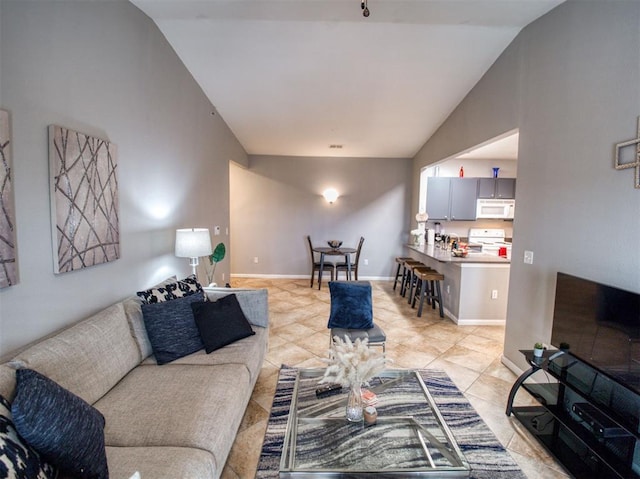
[
  {"left": 335, "top": 236, "right": 364, "bottom": 281},
  {"left": 306, "top": 235, "right": 335, "bottom": 288},
  {"left": 327, "top": 281, "right": 386, "bottom": 352}
]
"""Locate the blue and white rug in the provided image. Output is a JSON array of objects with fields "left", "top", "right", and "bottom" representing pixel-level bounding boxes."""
[{"left": 256, "top": 366, "right": 526, "bottom": 479}]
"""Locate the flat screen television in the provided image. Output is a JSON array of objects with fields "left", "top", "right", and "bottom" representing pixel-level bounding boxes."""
[{"left": 551, "top": 272, "right": 640, "bottom": 394}]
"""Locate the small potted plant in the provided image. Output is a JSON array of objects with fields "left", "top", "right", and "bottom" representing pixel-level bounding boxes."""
[
  {"left": 205, "top": 242, "right": 226, "bottom": 287},
  {"left": 533, "top": 342, "right": 546, "bottom": 358}
]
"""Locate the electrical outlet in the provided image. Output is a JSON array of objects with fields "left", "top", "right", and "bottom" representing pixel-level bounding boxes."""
[
  {"left": 225, "top": 227, "right": 229, "bottom": 235},
  {"left": 491, "top": 289, "right": 498, "bottom": 299},
  {"left": 253, "top": 257, "right": 259, "bottom": 264},
  {"left": 222, "top": 273, "right": 225, "bottom": 281},
  {"left": 524, "top": 250, "right": 534, "bottom": 264},
  {"left": 364, "top": 259, "right": 369, "bottom": 265},
  {"left": 446, "top": 285, "right": 450, "bottom": 294},
  {"left": 214, "top": 226, "right": 221, "bottom": 235}
]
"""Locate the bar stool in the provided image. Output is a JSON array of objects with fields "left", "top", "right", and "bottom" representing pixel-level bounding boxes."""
[
  {"left": 406, "top": 263, "right": 433, "bottom": 305},
  {"left": 412, "top": 267, "right": 445, "bottom": 318},
  {"left": 392, "top": 257, "right": 413, "bottom": 291},
  {"left": 400, "top": 260, "right": 424, "bottom": 297}
]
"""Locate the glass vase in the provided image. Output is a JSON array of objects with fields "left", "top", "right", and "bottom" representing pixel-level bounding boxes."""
[{"left": 346, "top": 384, "right": 364, "bottom": 422}]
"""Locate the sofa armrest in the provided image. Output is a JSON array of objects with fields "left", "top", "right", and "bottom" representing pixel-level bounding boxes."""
[{"left": 203, "top": 288, "right": 269, "bottom": 328}]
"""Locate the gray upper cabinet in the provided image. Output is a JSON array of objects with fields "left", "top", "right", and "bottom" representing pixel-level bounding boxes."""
[
  {"left": 426, "top": 177, "right": 478, "bottom": 220},
  {"left": 478, "top": 178, "right": 516, "bottom": 199},
  {"left": 426, "top": 177, "right": 451, "bottom": 220},
  {"left": 449, "top": 178, "right": 478, "bottom": 220}
]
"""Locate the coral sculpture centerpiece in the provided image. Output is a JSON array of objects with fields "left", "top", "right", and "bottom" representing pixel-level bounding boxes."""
[{"left": 320, "top": 335, "right": 388, "bottom": 421}]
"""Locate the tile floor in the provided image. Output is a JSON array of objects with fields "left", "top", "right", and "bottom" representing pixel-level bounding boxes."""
[{"left": 220, "top": 278, "right": 570, "bottom": 479}]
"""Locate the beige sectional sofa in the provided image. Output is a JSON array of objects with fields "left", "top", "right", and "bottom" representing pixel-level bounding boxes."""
[{"left": 0, "top": 285, "right": 269, "bottom": 479}]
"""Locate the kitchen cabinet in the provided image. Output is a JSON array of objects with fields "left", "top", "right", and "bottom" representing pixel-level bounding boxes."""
[
  {"left": 425, "top": 178, "right": 450, "bottom": 219},
  {"left": 478, "top": 178, "right": 516, "bottom": 199},
  {"left": 426, "top": 177, "right": 478, "bottom": 220}
]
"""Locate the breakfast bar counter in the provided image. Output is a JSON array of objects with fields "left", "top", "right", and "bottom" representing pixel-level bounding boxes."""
[
  {"left": 406, "top": 244, "right": 510, "bottom": 325},
  {"left": 407, "top": 243, "right": 510, "bottom": 264}
]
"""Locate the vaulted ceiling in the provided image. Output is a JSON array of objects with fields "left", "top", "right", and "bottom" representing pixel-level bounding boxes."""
[{"left": 131, "top": 0, "right": 563, "bottom": 158}]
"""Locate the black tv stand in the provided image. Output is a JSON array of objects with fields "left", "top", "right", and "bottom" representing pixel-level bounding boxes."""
[{"left": 506, "top": 350, "right": 640, "bottom": 479}]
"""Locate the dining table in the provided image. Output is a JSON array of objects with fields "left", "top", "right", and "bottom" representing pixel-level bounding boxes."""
[{"left": 312, "top": 246, "right": 357, "bottom": 289}]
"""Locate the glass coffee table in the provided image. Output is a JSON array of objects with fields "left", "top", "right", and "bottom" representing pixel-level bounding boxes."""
[{"left": 280, "top": 368, "right": 470, "bottom": 477}]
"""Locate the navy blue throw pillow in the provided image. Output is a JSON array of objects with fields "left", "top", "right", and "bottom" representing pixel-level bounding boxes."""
[
  {"left": 191, "top": 294, "right": 256, "bottom": 353},
  {"left": 0, "top": 393, "right": 58, "bottom": 479},
  {"left": 142, "top": 290, "right": 206, "bottom": 364},
  {"left": 327, "top": 281, "right": 374, "bottom": 329},
  {"left": 11, "top": 369, "right": 107, "bottom": 479}
]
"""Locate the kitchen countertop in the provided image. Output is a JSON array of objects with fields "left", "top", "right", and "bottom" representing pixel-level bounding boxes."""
[{"left": 407, "top": 243, "right": 511, "bottom": 264}]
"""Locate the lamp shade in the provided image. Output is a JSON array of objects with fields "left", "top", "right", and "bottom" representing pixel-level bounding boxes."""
[{"left": 175, "top": 228, "right": 212, "bottom": 258}]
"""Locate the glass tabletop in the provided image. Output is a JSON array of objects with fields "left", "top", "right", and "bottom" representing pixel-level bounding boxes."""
[{"left": 280, "top": 369, "right": 470, "bottom": 477}]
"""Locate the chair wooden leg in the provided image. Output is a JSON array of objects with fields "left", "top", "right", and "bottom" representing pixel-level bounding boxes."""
[
  {"left": 400, "top": 266, "right": 408, "bottom": 296},
  {"left": 417, "top": 278, "right": 428, "bottom": 317},
  {"left": 310, "top": 270, "right": 314, "bottom": 288},
  {"left": 393, "top": 263, "right": 402, "bottom": 290},
  {"left": 435, "top": 280, "right": 444, "bottom": 318}
]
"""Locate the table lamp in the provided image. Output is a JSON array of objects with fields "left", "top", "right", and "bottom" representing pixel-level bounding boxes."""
[{"left": 175, "top": 228, "right": 212, "bottom": 278}]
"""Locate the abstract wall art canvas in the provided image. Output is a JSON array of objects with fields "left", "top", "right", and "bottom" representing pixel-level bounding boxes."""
[
  {"left": 0, "top": 109, "right": 18, "bottom": 288},
  {"left": 49, "top": 125, "right": 119, "bottom": 274}
]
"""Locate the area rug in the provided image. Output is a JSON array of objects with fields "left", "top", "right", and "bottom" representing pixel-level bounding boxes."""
[{"left": 256, "top": 366, "right": 526, "bottom": 479}]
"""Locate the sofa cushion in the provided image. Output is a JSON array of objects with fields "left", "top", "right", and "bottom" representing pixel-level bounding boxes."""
[
  {"left": 95, "top": 363, "right": 251, "bottom": 469},
  {"left": 141, "top": 291, "right": 205, "bottom": 365},
  {"left": 204, "top": 287, "right": 269, "bottom": 327},
  {"left": 122, "top": 297, "right": 153, "bottom": 361},
  {"left": 140, "top": 326, "right": 268, "bottom": 383},
  {"left": 136, "top": 275, "right": 202, "bottom": 304},
  {"left": 0, "top": 364, "right": 16, "bottom": 402},
  {"left": 0, "top": 393, "right": 57, "bottom": 479},
  {"left": 327, "top": 281, "right": 373, "bottom": 329},
  {"left": 11, "top": 302, "right": 140, "bottom": 405},
  {"left": 192, "top": 295, "right": 255, "bottom": 354},
  {"left": 106, "top": 446, "right": 216, "bottom": 479},
  {"left": 11, "top": 369, "right": 108, "bottom": 479}
]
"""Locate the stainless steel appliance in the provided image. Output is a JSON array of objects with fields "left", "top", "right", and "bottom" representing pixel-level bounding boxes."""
[
  {"left": 476, "top": 198, "right": 515, "bottom": 219},
  {"left": 468, "top": 228, "right": 512, "bottom": 258}
]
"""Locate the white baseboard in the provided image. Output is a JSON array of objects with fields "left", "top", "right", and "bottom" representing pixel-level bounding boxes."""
[
  {"left": 501, "top": 354, "right": 525, "bottom": 376},
  {"left": 443, "top": 307, "right": 505, "bottom": 326}
]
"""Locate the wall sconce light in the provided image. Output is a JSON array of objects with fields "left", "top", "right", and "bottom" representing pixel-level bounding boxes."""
[
  {"left": 322, "top": 188, "right": 339, "bottom": 204},
  {"left": 175, "top": 228, "right": 212, "bottom": 277}
]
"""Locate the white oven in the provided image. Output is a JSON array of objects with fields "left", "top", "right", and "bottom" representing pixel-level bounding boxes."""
[
  {"left": 468, "top": 228, "right": 512, "bottom": 258},
  {"left": 476, "top": 199, "right": 515, "bottom": 219}
]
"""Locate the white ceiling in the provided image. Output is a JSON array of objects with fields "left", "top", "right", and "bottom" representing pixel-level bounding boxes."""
[
  {"left": 456, "top": 131, "right": 519, "bottom": 160},
  {"left": 131, "top": 0, "right": 563, "bottom": 159}
]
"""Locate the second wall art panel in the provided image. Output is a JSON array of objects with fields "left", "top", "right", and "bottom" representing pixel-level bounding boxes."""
[{"left": 49, "top": 125, "right": 119, "bottom": 274}]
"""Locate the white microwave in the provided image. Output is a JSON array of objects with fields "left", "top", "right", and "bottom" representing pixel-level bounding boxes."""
[{"left": 476, "top": 199, "right": 515, "bottom": 219}]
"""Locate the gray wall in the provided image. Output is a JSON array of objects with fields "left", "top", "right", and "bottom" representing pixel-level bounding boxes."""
[
  {"left": 230, "top": 155, "right": 413, "bottom": 279},
  {"left": 414, "top": 0, "right": 640, "bottom": 371},
  {"left": 0, "top": 0, "right": 247, "bottom": 356}
]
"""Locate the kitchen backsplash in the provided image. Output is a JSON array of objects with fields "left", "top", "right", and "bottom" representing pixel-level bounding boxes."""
[{"left": 425, "top": 219, "right": 514, "bottom": 241}]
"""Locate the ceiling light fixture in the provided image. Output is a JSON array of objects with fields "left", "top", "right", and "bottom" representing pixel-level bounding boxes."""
[
  {"left": 361, "top": 0, "right": 370, "bottom": 17},
  {"left": 322, "top": 188, "right": 339, "bottom": 204}
]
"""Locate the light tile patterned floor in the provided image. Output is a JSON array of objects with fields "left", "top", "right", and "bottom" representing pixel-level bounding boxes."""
[{"left": 221, "top": 278, "right": 569, "bottom": 479}]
